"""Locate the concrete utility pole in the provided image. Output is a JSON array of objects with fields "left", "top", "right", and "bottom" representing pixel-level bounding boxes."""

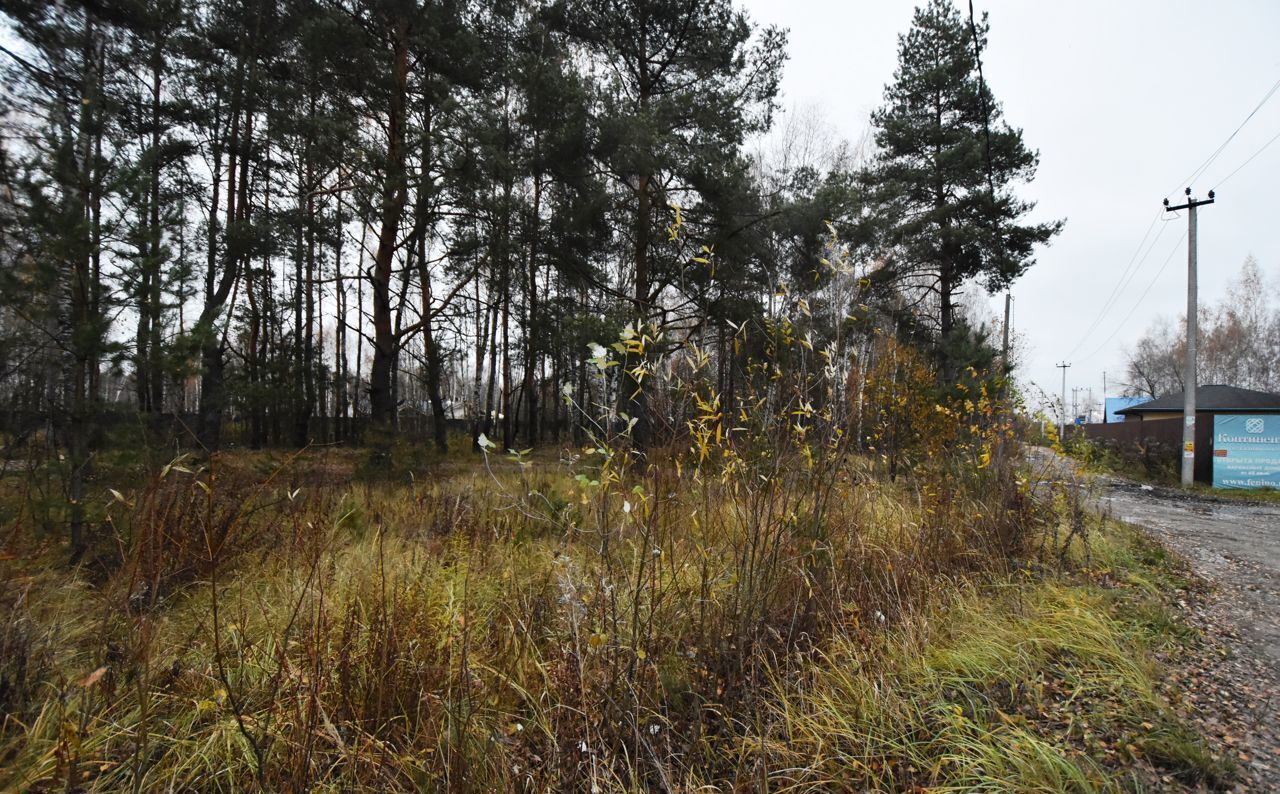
[
  {"left": 1000, "top": 294, "right": 1013, "bottom": 424},
  {"left": 1102, "top": 371, "right": 1108, "bottom": 423},
  {"left": 1163, "top": 187, "right": 1215, "bottom": 486},
  {"left": 1056, "top": 361, "right": 1071, "bottom": 440},
  {"left": 1001, "top": 292, "right": 1011, "bottom": 366}
]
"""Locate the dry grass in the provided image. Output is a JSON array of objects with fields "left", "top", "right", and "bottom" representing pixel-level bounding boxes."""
[{"left": 0, "top": 438, "right": 1225, "bottom": 793}]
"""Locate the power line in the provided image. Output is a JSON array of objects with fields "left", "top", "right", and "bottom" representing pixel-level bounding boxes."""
[
  {"left": 1084, "top": 228, "right": 1188, "bottom": 361},
  {"left": 1066, "top": 203, "right": 1187, "bottom": 359},
  {"left": 1211, "top": 127, "right": 1280, "bottom": 189},
  {"left": 1163, "top": 74, "right": 1280, "bottom": 199},
  {"left": 1064, "top": 72, "right": 1274, "bottom": 358},
  {"left": 1069, "top": 74, "right": 1275, "bottom": 383},
  {"left": 1064, "top": 209, "right": 1168, "bottom": 357},
  {"left": 967, "top": 0, "right": 1016, "bottom": 352},
  {"left": 1068, "top": 212, "right": 1162, "bottom": 350}
]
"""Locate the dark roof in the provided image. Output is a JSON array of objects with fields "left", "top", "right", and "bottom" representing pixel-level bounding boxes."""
[{"left": 1117, "top": 384, "right": 1280, "bottom": 415}]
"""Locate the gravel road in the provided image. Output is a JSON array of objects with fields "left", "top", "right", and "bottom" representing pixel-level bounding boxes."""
[{"left": 1028, "top": 447, "right": 1280, "bottom": 791}]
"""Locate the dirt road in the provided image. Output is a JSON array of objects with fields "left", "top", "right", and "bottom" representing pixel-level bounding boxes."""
[
  {"left": 1029, "top": 447, "right": 1280, "bottom": 790},
  {"left": 1100, "top": 481, "right": 1280, "bottom": 659}
]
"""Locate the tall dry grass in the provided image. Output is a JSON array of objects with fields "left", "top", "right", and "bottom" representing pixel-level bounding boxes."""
[{"left": 0, "top": 324, "right": 1218, "bottom": 791}]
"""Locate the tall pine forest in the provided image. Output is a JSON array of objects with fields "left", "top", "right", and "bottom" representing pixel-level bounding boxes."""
[{"left": 0, "top": 0, "right": 1054, "bottom": 466}]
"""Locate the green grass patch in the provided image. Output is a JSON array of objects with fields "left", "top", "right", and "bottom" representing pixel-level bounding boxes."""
[{"left": 755, "top": 521, "right": 1228, "bottom": 792}]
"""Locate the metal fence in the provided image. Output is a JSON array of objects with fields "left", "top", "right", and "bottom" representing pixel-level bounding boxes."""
[{"left": 1071, "top": 417, "right": 1213, "bottom": 483}]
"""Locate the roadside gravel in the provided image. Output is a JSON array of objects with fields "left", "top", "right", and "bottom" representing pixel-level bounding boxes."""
[
  {"left": 1028, "top": 447, "right": 1280, "bottom": 791},
  {"left": 1100, "top": 482, "right": 1280, "bottom": 792}
]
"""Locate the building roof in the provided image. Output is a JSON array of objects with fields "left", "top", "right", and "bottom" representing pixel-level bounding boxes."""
[{"left": 1117, "top": 384, "right": 1280, "bottom": 415}]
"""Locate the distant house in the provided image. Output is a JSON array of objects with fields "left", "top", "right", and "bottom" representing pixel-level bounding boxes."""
[
  {"left": 1103, "top": 396, "right": 1145, "bottom": 423},
  {"left": 1115, "top": 385, "right": 1280, "bottom": 421},
  {"left": 1084, "top": 385, "right": 1280, "bottom": 484}
]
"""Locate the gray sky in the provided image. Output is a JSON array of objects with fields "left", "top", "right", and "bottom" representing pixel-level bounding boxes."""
[{"left": 742, "top": 0, "right": 1280, "bottom": 414}]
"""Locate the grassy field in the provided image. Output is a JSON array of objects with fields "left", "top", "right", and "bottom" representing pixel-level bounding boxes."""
[{"left": 0, "top": 437, "right": 1231, "bottom": 792}]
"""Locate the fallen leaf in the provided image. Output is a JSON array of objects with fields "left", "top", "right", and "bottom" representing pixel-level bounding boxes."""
[{"left": 80, "top": 666, "right": 108, "bottom": 688}]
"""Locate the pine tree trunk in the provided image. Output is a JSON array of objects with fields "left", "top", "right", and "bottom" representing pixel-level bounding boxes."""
[
  {"left": 501, "top": 263, "right": 513, "bottom": 449},
  {"left": 524, "top": 169, "right": 541, "bottom": 447},
  {"left": 196, "top": 17, "right": 258, "bottom": 451},
  {"left": 247, "top": 251, "right": 262, "bottom": 447},
  {"left": 623, "top": 171, "right": 652, "bottom": 446},
  {"left": 301, "top": 88, "right": 317, "bottom": 446},
  {"left": 335, "top": 229, "right": 347, "bottom": 444},
  {"left": 289, "top": 142, "right": 305, "bottom": 445},
  {"left": 418, "top": 228, "right": 449, "bottom": 453},
  {"left": 471, "top": 277, "right": 486, "bottom": 449},
  {"left": 146, "top": 35, "right": 164, "bottom": 413},
  {"left": 368, "top": 18, "right": 410, "bottom": 433},
  {"left": 68, "top": 15, "right": 98, "bottom": 556},
  {"left": 483, "top": 275, "right": 500, "bottom": 443}
]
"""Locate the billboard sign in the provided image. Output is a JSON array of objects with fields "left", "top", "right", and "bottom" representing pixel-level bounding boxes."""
[{"left": 1213, "top": 414, "right": 1280, "bottom": 489}]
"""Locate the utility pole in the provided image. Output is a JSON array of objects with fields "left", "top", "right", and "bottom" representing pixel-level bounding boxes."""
[
  {"left": 999, "top": 294, "right": 1014, "bottom": 433},
  {"left": 1163, "top": 187, "right": 1215, "bottom": 486},
  {"left": 1056, "top": 361, "right": 1071, "bottom": 440},
  {"left": 1001, "top": 292, "right": 1011, "bottom": 366},
  {"left": 1102, "top": 371, "right": 1107, "bottom": 423}
]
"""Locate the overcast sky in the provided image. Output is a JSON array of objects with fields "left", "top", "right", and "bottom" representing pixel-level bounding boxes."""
[{"left": 741, "top": 0, "right": 1280, "bottom": 414}]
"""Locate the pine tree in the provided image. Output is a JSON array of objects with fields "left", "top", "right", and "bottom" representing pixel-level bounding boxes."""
[
  {"left": 567, "top": 0, "right": 786, "bottom": 445},
  {"left": 866, "top": 0, "right": 1061, "bottom": 380},
  {"left": 185, "top": 0, "right": 275, "bottom": 450},
  {"left": 0, "top": 0, "right": 126, "bottom": 553},
  {"left": 116, "top": 0, "right": 193, "bottom": 416},
  {"left": 352, "top": 0, "right": 479, "bottom": 445}
]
